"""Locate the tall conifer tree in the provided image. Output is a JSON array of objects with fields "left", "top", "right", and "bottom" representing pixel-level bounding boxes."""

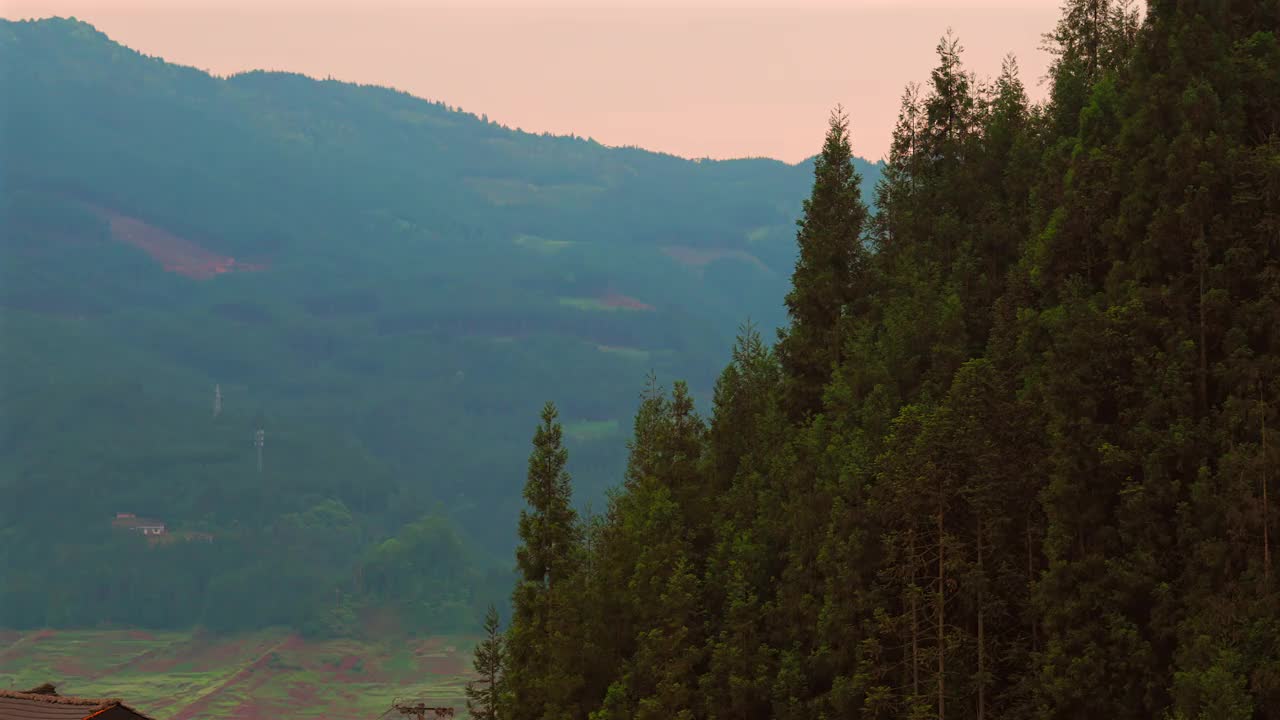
[
  {"left": 777, "top": 107, "right": 870, "bottom": 422},
  {"left": 507, "top": 402, "right": 582, "bottom": 720},
  {"left": 467, "top": 604, "right": 508, "bottom": 720},
  {"left": 497, "top": 2, "right": 1280, "bottom": 718}
]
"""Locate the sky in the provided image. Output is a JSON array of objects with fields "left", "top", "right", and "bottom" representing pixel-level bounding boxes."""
[{"left": 3, "top": 0, "right": 1066, "bottom": 163}]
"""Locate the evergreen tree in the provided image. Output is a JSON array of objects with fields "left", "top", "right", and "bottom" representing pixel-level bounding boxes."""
[
  {"left": 498, "top": 3, "right": 1280, "bottom": 718},
  {"left": 507, "top": 402, "right": 582, "bottom": 720},
  {"left": 777, "top": 107, "right": 870, "bottom": 422},
  {"left": 467, "top": 604, "right": 508, "bottom": 720},
  {"left": 586, "top": 379, "right": 707, "bottom": 720},
  {"left": 923, "top": 30, "right": 976, "bottom": 169},
  {"left": 1041, "top": 0, "right": 1139, "bottom": 137},
  {"left": 515, "top": 402, "right": 580, "bottom": 591},
  {"left": 701, "top": 324, "right": 787, "bottom": 720}
]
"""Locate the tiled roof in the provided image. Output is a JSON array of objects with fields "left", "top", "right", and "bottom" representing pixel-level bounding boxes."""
[{"left": 0, "top": 689, "right": 154, "bottom": 720}]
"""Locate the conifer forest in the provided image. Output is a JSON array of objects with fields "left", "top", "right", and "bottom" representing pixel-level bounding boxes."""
[
  {"left": 3, "top": 0, "right": 1280, "bottom": 717},
  {"left": 484, "top": 1, "right": 1280, "bottom": 718}
]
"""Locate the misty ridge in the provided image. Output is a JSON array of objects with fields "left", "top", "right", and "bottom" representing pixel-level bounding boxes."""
[
  {"left": 3, "top": 0, "right": 1280, "bottom": 719},
  {"left": 0, "top": 12, "right": 883, "bottom": 632}
]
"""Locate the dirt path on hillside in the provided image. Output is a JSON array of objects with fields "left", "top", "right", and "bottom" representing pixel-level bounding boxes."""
[
  {"left": 90, "top": 635, "right": 182, "bottom": 680},
  {"left": 165, "top": 635, "right": 299, "bottom": 720},
  {"left": 0, "top": 630, "right": 52, "bottom": 665}
]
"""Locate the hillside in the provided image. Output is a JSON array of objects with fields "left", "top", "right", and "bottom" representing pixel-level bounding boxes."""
[
  {"left": 0, "top": 16, "right": 882, "bottom": 634},
  {"left": 0, "top": 628, "right": 473, "bottom": 719}
]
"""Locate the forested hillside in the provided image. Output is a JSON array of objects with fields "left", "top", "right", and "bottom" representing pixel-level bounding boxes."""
[
  {"left": 494, "top": 1, "right": 1280, "bottom": 718},
  {"left": 0, "top": 17, "right": 882, "bottom": 634}
]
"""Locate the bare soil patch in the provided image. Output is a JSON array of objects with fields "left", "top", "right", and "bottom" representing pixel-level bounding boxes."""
[{"left": 101, "top": 211, "right": 267, "bottom": 280}]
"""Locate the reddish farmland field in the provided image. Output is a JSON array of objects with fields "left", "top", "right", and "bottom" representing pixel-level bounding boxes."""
[{"left": 0, "top": 629, "right": 475, "bottom": 720}]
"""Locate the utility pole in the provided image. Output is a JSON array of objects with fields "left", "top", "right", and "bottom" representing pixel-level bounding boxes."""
[
  {"left": 213, "top": 384, "right": 222, "bottom": 418},
  {"left": 255, "top": 428, "right": 265, "bottom": 473}
]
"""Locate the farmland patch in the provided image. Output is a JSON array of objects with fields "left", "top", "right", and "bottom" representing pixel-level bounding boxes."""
[
  {"left": 560, "top": 292, "right": 654, "bottom": 312},
  {"left": 0, "top": 629, "right": 476, "bottom": 720},
  {"left": 514, "top": 234, "right": 573, "bottom": 253},
  {"left": 564, "top": 419, "right": 621, "bottom": 443}
]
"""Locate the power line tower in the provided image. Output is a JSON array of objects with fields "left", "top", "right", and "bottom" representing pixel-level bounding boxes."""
[
  {"left": 255, "top": 428, "right": 265, "bottom": 473},
  {"left": 213, "top": 384, "right": 222, "bottom": 418}
]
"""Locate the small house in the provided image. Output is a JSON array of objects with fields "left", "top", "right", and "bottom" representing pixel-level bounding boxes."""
[{"left": 0, "top": 684, "right": 155, "bottom": 720}]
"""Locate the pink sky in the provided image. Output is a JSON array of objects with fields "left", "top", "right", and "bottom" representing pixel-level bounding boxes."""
[{"left": 4, "top": 1, "right": 1065, "bottom": 162}]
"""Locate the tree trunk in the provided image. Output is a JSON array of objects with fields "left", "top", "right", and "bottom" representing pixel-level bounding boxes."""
[
  {"left": 1198, "top": 237, "right": 1209, "bottom": 415},
  {"left": 937, "top": 509, "right": 946, "bottom": 720},
  {"left": 1026, "top": 517, "right": 1038, "bottom": 652},
  {"left": 977, "top": 516, "right": 985, "bottom": 720},
  {"left": 1264, "top": 387, "right": 1272, "bottom": 582},
  {"left": 910, "top": 529, "right": 920, "bottom": 700}
]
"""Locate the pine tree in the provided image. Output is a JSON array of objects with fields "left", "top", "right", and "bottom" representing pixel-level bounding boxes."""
[
  {"left": 1041, "top": 0, "right": 1138, "bottom": 136},
  {"left": 585, "top": 380, "right": 708, "bottom": 720},
  {"left": 965, "top": 53, "right": 1036, "bottom": 341},
  {"left": 507, "top": 401, "right": 582, "bottom": 720},
  {"left": 496, "top": 2, "right": 1280, "bottom": 717},
  {"left": 516, "top": 402, "right": 580, "bottom": 592},
  {"left": 701, "top": 324, "right": 786, "bottom": 720},
  {"left": 707, "top": 321, "right": 780, "bottom": 494},
  {"left": 777, "top": 107, "right": 870, "bottom": 422},
  {"left": 923, "top": 30, "right": 976, "bottom": 168},
  {"left": 467, "top": 604, "right": 507, "bottom": 720}
]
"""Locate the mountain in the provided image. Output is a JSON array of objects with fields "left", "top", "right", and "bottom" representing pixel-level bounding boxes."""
[{"left": 0, "top": 17, "right": 881, "bottom": 633}]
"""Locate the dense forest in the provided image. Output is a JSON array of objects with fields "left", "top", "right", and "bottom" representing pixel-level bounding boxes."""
[
  {"left": 0, "top": 17, "right": 882, "bottom": 635},
  {"left": 478, "top": 0, "right": 1280, "bottom": 717}
]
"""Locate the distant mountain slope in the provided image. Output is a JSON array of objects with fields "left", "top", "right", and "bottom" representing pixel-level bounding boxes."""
[{"left": 0, "top": 17, "right": 881, "bottom": 631}]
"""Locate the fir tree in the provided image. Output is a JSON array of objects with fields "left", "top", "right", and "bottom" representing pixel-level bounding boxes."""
[
  {"left": 497, "top": 3, "right": 1280, "bottom": 718},
  {"left": 507, "top": 402, "right": 582, "bottom": 720},
  {"left": 467, "top": 604, "right": 507, "bottom": 720},
  {"left": 777, "top": 106, "right": 870, "bottom": 422},
  {"left": 515, "top": 402, "right": 580, "bottom": 591}
]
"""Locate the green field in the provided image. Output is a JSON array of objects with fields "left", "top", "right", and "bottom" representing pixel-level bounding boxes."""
[
  {"left": 564, "top": 418, "right": 622, "bottom": 443},
  {"left": 513, "top": 234, "right": 574, "bottom": 253},
  {"left": 556, "top": 297, "right": 626, "bottom": 312},
  {"left": 0, "top": 629, "right": 476, "bottom": 719}
]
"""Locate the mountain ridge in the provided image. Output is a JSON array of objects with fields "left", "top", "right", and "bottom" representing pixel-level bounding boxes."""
[
  {"left": 0, "top": 16, "right": 881, "bottom": 635},
  {"left": 6, "top": 15, "right": 838, "bottom": 168}
]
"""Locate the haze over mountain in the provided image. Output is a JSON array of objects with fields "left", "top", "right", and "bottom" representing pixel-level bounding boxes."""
[{"left": 0, "top": 17, "right": 881, "bottom": 633}]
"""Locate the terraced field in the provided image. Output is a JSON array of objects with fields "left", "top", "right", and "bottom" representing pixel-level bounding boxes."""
[{"left": 0, "top": 629, "right": 476, "bottom": 719}]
